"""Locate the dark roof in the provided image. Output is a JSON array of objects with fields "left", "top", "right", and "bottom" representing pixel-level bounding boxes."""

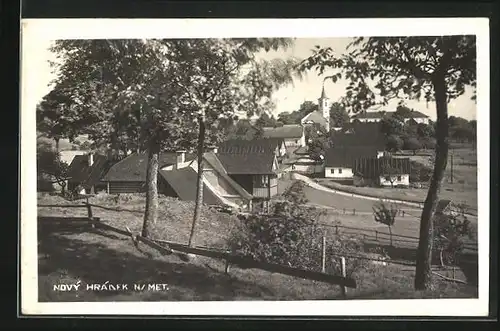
[
  {"left": 324, "top": 147, "right": 377, "bottom": 168},
  {"left": 67, "top": 154, "right": 114, "bottom": 188},
  {"left": 204, "top": 152, "right": 253, "bottom": 199},
  {"left": 320, "top": 86, "right": 327, "bottom": 99},
  {"left": 158, "top": 168, "right": 223, "bottom": 205},
  {"left": 353, "top": 157, "right": 411, "bottom": 178},
  {"left": 352, "top": 110, "right": 429, "bottom": 119},
  {"left": 262, "top": 124, "right": 303, "bottom": 139},
  {"left": 216, "top": 152, "right": 276, "bottom": 175},
  {"left": 293, "top": 146, "right": 309, "bottom": 155},
  {"left": 331, "top": 122, "right": 387, "bottom": 150},
  {"left": 101, "top": 152, "right": 195, "bottom": 182},
  {"left": 218, "top": 138, "right": 284, "bottom": 154}
]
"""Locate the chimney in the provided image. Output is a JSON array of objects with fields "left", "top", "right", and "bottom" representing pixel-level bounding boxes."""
[
  {"left": 175, "top": 150, "right": 186, "bottom": 169},
  {"left": 88, "top": 152, "right": 94, "bottom": 167},
  {"left": 206, "top": 145, "right": 218, "bottom": 154}
]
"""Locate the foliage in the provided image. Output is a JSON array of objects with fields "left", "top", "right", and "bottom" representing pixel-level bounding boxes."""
[
  {"left": 281, "top": 180, "right": 309, "bottom": 205},
  {"left": 36, "top": 142, "right": 70, "bottom": 194},
  {"left": 329, "top": 102, "right": 350, "bottom": 128},
  {"left": 409, "top": 160, "right": 433, "bottom": 183},
  {"left": 403, "top": 136, "right": 422, "bottom": 155},
  {"left": 277, "top": 100, "right": 318, "bottom": 125},
  {"left": 228, "top": 200, "right": 367, "bottom": 276},
  {"left": 433, "top": 203, "right": 474, "bottom": 266},
  {"left": 372, "top": 201, "right": 399, "bottom": 246},
  {"left": 386, "top": 135, "right": 403, "bottom": 152}
]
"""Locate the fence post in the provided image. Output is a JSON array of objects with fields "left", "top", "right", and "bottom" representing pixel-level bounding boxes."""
[
  {"left": 224, "top": 259, "right": 231, "bottom": 274},
  {"left": 375, "top": 230, "right": 378, "bottom": 241},
  {"left": 335, "top": 225, "right": 339, "bottom": 235},
  {"left": 321, "top": 236, "right": 326, "bottom": 273},
  {"left": 86, "top": 197, "right": 94, "bottom": 228},
  {"left": 340, "top": 257, "right": 347, "bottom": 299},
  {"left": 452, "top": 266, "right": 456, "bottom": 280}
]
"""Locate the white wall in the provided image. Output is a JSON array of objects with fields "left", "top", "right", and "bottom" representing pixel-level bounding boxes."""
[
  {"left": 293, "top": 164, "right": 323, "bottom": 174},
  {"left": 379, "top": 174, "right": 410, "bottom": 187},
  {"left": 324, "top": 167, "right": 353, "bottom": 179}
]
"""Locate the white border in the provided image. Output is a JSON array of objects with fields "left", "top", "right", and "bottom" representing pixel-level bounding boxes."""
[{"left": 20, "top": 18, "right": 490, "bottom": 316}]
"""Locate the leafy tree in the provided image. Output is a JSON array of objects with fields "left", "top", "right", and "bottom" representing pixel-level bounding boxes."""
[
  {"left": 416, "top": 122, "right": 435, "bottom": 139},
  {"left": 372, "top": 201, "right": 399, "bottom": 246},
  {"left": 433, "top": 203, "right": 474, "bottom": 267},
  {"left": 404, "top": 136, "right": 422, "bottom": 155},
  {"left": 380, "top": 115, "right": 404, "bottom": 137},
  {"left": 37, "top": 145, "right": 70, "bottom": 195},
  {"left": 386, "top": 134, "right": 403, "bottom": 152},
  {"left": 299, "top": 36, "right": 476, "bottom": 290},
  {"left": 329, "top": 102, "right": 350, "bottom": 128}
]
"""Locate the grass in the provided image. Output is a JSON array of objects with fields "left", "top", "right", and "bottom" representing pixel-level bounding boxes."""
[{"left": 37, "top": 193, "right": 478, "bottom": 301}]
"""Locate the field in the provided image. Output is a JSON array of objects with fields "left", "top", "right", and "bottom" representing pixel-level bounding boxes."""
[
  {"left": 36, "top": 193, "right": 478, "bottom": 301},
  {"left": 316, "top": 147, "right": 478, "bottom": 213}
]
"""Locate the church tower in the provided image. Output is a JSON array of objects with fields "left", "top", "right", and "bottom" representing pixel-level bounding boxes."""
[{"left": 318, "top": 85, "right": 331, "bottom": 131}]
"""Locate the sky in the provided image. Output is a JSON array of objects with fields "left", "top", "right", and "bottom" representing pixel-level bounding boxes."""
[{"left": 33, "top": 37, "right": 477, "bottom": 121}]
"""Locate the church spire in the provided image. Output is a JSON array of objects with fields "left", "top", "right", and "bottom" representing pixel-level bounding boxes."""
[{"left": 320, "top": 85, "right": 327, "bottom": 99}]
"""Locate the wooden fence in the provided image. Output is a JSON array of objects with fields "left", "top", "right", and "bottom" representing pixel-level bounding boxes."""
[{"left": 37, "top": 200, "right": 357, "bottom": 296}]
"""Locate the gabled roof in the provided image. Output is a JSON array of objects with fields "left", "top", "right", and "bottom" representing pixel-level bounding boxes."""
[
  {"left": 262, "top": 124, "right": 303, "bottom": 139},
  {"left": 352, "top": 110, "right": 429, "bottom": 119},
  {"left": 324, "top": 147, "right": 377, "bottom": 168},
  {"left": 101, "top": 151, "right": 195, "bottom": 182},
  {"left": 203, "top": 152, "right": 253, "bottom": 200},
  {"left": 435, "top": 199, "right": 453, "bottom": 215},
  {"left": 158, "top": 167, "right": 224, "bottom": 205},
  {"left": 331, "top": 122, "right": 387, "bottom": 151},
  {"left": 216, "top": 152, "right": 277, "bottom": 175},
  {"left": 353, "top": 157, "right": 411, "bottom": 178},
  {"left": 320, "top": 86, "right": 328, "bottom": 99},
  {"left": 301, "top": 111, "right": 327, "bottom": 127},
  {"left": 218, "top": 138, "right": 284, "bottom": 154},
  {"left": 67, "top": 154, "right": 114, "bottom": 188},
  {"left": 293, "top": 146, "right": 309, "bottom": 155}
]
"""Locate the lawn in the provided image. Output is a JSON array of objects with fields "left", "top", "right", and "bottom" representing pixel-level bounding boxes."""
[
  {"left": 37, "top": 193, "right": 478, "bottom": 301},
  {"left": 315, "top": 147, "right": 478, "bottom": 214}
]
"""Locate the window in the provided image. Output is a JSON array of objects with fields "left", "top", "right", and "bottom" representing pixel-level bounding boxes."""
[
  {"left": 330, "top": 169, "right": 335, "bottom": 174},
  {"left": 338, "top": 168, "right": 342, "bottom": 174},
  {"left": 397, "top": 175, "right": 402, "bottom": 181}
]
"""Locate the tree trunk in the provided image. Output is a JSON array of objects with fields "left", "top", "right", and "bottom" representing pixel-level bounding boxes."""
[
  {"left": 55, "top": 138, "right": 60, "bottom": 152},
  {"left": 439, "top": 248, "right": 445, "bottom": 267},
  {"left": 141, "top": 140, "right": 160, "bottom": 238},
  {"left": 188, "top": 113, "right": 206, "bottom": 247},
  {"left": 414, "top": 73, "right": 449, "bottom": 290}
]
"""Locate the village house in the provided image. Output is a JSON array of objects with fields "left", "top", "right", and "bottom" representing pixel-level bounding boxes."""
[
  {"left": 324, "top": 146, "right": 378, "bottom": 183},
  {"left": 217, "top": 138, "right": 287, "bottom": 161},
  {"left": 283, "top": 145, "right": 324, "bottom": 175},
  {"left": 353, "top": 156, "right": 411, "bottom": 187},
  {"left": 160, "top": 142, "right": 281, "bottom": 212},
  {"left": 67, "top": 152, "right": 114, "bottom": 194},
  {"left": 100, "top": 151, "right": 195, "bottom": 194},
  {"left": 262, "top": 124, "right": 306, "bottom": 148},
  {"left": 350, "top": 109, "right": 430, "bottom": 124}
]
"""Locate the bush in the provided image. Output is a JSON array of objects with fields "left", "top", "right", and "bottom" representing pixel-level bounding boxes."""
[
  {"left": 410, "top": 160, "right": 432, "bottom": 183},
  {"left": 227, "top": 201, "right": 369, "bottom": 277}
]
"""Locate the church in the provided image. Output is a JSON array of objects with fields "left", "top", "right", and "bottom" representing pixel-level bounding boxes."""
[{"left": 300, "top": 86, "right": 332, "bottom": 131}]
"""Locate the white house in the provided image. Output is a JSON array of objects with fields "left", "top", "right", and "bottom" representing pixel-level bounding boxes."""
[
  {"left": 350, "top": 110, "right": 430, "bottom": 125},
  {"left": 353, "top": 157, "right": 411, "bottom": 187}
]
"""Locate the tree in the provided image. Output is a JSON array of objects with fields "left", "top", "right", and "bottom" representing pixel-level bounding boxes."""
[
  {"left": 37, "top": 145, "right": 70, "bottom": 195},
  {"left": 404, "top": 136, "right": 422, "bottom": 155},
  {"left": 329, "top": 102, "right": 350, "bottom": 128},
  {"left": 299, "top": 36, "right": 476, "bottom": 290},
  {"left": 416, "top": 122, "right": 435, "bottom": 139},
  {"left": 372, "top": 201, "right": 399, "bottom": 246},
  {"left": 380, "top": 159, "right": 402, "bottom": 188},
  {"left": 380, "top": 115, "right": 404, "bottom": 137},
  {"left": 433, "top": 203, "right": 474, "bottom": 267},
  {"left": 394, "top": 104, "right": 414, "bottom": 118},
  {"left": 386, "top": 134, "right": 403, "bottom": 152}
]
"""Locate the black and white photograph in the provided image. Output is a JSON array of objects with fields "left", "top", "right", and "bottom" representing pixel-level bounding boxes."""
[{"left": 20, "top": 18, "right": 490, "bottom": 316}]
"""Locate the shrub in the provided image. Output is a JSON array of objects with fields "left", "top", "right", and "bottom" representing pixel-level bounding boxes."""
[
  {"left": 227, "top": 201, "right": 369, "bottom": 277},
  {"left": 410, "top": 161, "right": 432, "bottom": 183}
]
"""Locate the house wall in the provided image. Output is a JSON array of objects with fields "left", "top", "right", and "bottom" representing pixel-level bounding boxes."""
[
  {"left": 378, "top": 174, "right": 410, "bottom": 187},
  {"left": 201, "top": 162, "right": 247, "bottom": 198},
  {"left": 405, "top": 117, "right": 429, "bottom": 124},
  {"left": 292, "top": 163, "right": 324, "bottom": 174},
  {"left": 284, "top": 138, "right": 303, "bottom": 148},
  {"left": 324, "top": 167, "right": 353, "bottom": 179},
  {"left": 107, "top": 181, "right": 145, "bottom": 194}
]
